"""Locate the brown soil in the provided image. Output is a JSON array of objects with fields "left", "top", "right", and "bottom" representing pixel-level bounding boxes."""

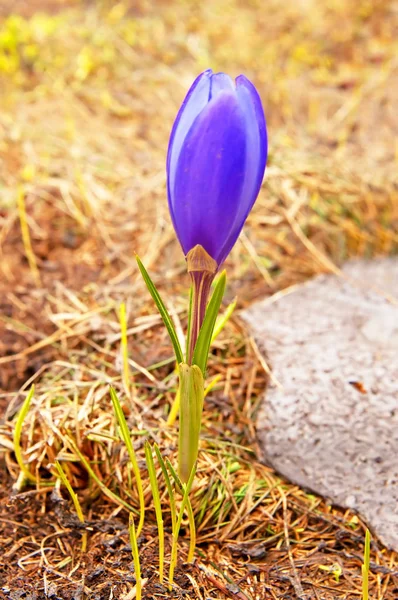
[
  {"left": 3, "top": 460, "right": 397, "bottom": 600},
  {"left": 0, "top": 469, "right": 196, "bottom": 599},
  {"left": 0, "top": 194, "right": 106, "bottom": 393}
]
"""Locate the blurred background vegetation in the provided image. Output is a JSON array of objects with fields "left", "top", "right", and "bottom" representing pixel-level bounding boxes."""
[{"left": 0, "top": 0, "right": 396, "bottom": 296}]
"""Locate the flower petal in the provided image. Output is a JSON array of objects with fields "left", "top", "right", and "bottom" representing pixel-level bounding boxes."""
[
  {"left": 209, "top": 72, "right": 235, "bottom": 99},
  {"left": 167, "top": 69, "right": 212, "bottom": 197},
  {"left": 170, "top": 91, "right": 247, "bottom": 263},
  {"left": 215, "top": 75, "right": 267, "bottom": 265}
]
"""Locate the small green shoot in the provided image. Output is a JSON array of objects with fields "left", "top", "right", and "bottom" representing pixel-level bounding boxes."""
[
  {"left": 54, "top": 460, "right": 87, "bottom": 552},
  {"left": 166, "top": 459, "right": 196, "bottom": 564},
  {"left": 167, "top": 365, "right": 180, "bottom": 427},
  {"left": 110, "top": 387, "right": 145, "bottom": 535},
  {"left": 13, "top": 386, "right": 37, "bottom": 485},
  {"left": 172, "top": 467, "right": 196, "bottom": 563},
  {"left": 211, "top": 297, "right": 236, "bottom": 342},
  {"left": 168, "top": 462, "right": 197, "bottom": 588},
  {"left": 136, "top": 256, "right": 184, "bottom": 364},
  {"left": 362, "top": 528, "right": 371, "bottom": 600},
  {"left": 129, "top": 513, "right": 142, "bottom": 600},
  {"left": 144, "top": 442, "right": 164, "bottom": 583},
  {"left": 204, "top": 374, "right": 222, "bottom": 398},
  {"left": 154, "top": 443, "right": 177, "bottom": 536},
  {"left": 119, "top": 302, "right": 131, "bottom": 396},
  {"left": 318, "top": 563, "right": 342, "bottom": 583}
]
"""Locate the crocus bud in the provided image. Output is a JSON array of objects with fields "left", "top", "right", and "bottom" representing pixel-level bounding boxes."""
[{"left": 167, "top": 69, "right": 268, "bottom": 267}]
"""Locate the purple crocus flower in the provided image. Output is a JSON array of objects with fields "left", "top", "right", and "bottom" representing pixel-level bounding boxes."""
[{"left": 167, "top": 69, "right": 267, "bottom": 268}]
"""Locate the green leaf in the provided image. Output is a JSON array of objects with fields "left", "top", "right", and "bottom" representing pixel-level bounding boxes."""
[
  {"left": 154, "top": 444, "right": 176, "bottom": 535},
  {"left": 144, "top": 442, "right": 164, "bottom": 583},
  {"left": 178, "top": 363, "right": 204, "bottom": 483},
  {"left": 13, "top": 386, "right": 37, "bottom": 485},
  {"left": 362, "top": 528, "right": 371, "bottom": 600},
  {"left": 165, "top": 458, "right": 183, "bottom": 494},
  {"left": 54, "top": 460, "right": 85, "bottom": 524},
  {"left": 165, "top": 456, "right": 196, "bottom": 563},
  {"left": 129, "top": 513, "right": 142, "bottom": 600},
  {"left": 54, "top": 460, "right": 87, "bottom": 552},
  {"left": 119, "top": 302, "right": 131, "bottom": 395},
  {"left": 136, "top": 255, "right": 184, "bottom": 364},
  {"left": 168, "top": 461, "right": 197, "bottom": 587},
  {"left": 110, "top": 387, "right": 145, "bottom": 535},
  {"left": 211, "top": 297, "right": 236, "bottom": 342},
  {"left": 192, "top": 271, "right": 226, "bottom": 375}
]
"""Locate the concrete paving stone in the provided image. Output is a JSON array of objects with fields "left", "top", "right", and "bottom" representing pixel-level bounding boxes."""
[{"left": 241, "top": 258, "right": 398, "bottom": 549}]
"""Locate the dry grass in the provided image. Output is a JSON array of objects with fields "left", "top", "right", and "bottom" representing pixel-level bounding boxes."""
[{"left": 0, "top": 0, "right": 398, "bottom": 598}]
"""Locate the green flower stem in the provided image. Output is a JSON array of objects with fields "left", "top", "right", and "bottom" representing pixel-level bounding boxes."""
[
  {"left": 186, "top": 245, "right": 217, "bottom": 364},
  {"left": 192, "top": 271, "right": 226, "bottom": 375}
]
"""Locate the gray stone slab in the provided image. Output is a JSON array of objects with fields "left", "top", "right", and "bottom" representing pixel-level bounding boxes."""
[{"left": 241, "top": 258, "right": 398, "bottom": 549}]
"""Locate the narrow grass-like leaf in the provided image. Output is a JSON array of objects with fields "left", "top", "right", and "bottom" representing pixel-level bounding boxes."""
[
  {"left": 119, "top": 302, "right": 131, "bottom": 396},
  {"left": 168, "top": 463, "right": 197, "bottom": 588},
  {"left": 54, "top": 460, "right": 85, "bottom": 522},
  {"left": 129, "top": 513, "right": 142, "bottom": 600},
  {"left": 362, "top": 528, "right": 371, "bottom": 600},
  {"left": 166, "top": 365, "right": 180, "bottom": 427},
  {"left": 166, "top": 459, "right": 196, "bottom": 562},
  {"left": 67, "top": 437, "right": 138, "bottom": 514},
  {"left": 13, "top": 386, "right": 37, "bottom": 485},
  {"left": 211, "top": 297, "right": 236, "bottom": 342},
  {"left": 204, "top": 374, "right": 222, "bottom": 398},
  {"left": 165, "top": 459, "right": 183, "bottom": 494},
  {"left": 178, "top": 364, "right": 204, "bottom": 483},
  {"left": 184, "top": 491, "right": 196, "bottom": 563},
  {"left": 54, "top": 460, "right": 87, "bottom": 551},
  {"left": 154, "top": 444, "right": 176, "bottom": 535},
  {"left": 136, "top": 255, "right": 184, "bottom": 364},
  {"left": 192, "top": 271, "right": 226, "bottom": 375},
  {"left": 144, "top": 442, "right": 164, "bottom": 583},
  {"left": 110, "top": 387, "right": 145, "bottom": 535}
]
